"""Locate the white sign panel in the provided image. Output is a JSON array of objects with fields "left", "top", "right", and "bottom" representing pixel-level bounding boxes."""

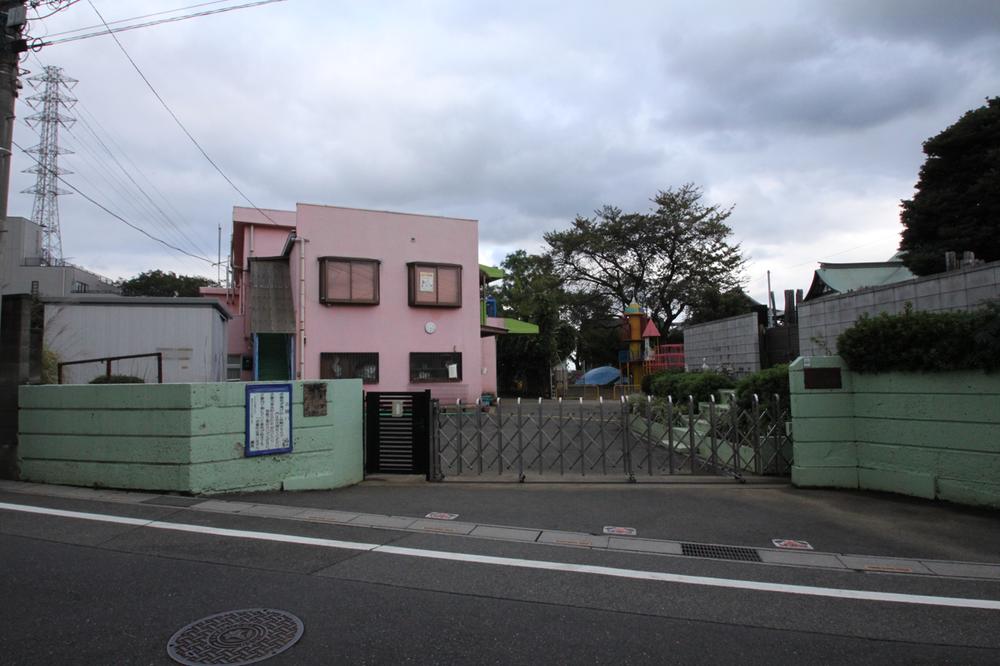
[{"left": 245, "top": 384, "right": 293, "bottom": 456}]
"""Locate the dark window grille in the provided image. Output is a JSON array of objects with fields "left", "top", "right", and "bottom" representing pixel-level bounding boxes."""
[
  {"left": 409, "top": 352, "right": 462, "bottom": 382},
  {"left": 319, "top": 257, "right": 380, "bottom": 305},
  {"left": 320, "top": 352, "right": 380, "bottom": 384}
]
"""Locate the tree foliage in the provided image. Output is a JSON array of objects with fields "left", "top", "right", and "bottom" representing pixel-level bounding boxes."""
[
  {"left": 899, "top": 97, "right": 1000, "bottom": 276},
  {"left": 492, "top": 251, "right": 577, "bottom": 395},
  {"left": 545, "top": 184, "right": 745, "bottom": 329},
  {"left": 119, "top": 270, "right": 216, "bottom": 297},
  {"left": 686, "top": 286, "right": 759, "bottom": 325}
]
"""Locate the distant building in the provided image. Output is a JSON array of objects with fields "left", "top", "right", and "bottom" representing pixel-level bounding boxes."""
[
  {"left": 803, "top": 253, "right": 914, "bottom": 301},
  {"left": 0, "top": 216, "right": 118, "bottom": 297},
  {"left": 212, "top": 204, "right": 536, "bottom": 402}
]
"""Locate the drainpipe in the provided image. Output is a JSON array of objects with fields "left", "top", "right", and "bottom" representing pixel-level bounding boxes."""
[{"left": 288, "top": 235, "right": 308, "bottom": 380}]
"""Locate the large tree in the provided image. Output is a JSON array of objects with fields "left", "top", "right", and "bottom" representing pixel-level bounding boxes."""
[
  {"left": 686, "top": 286, "right": 759, "bottom": 325},
  {"left": 118, "top": 270, "right": 216, "bottom": 297},
  {"left": 899, "top": 97, "right": 1000, "bottom": 276},
  {"left": 545, "top": 184, "right": 745, "bottom": 329},
  {"left": 492, "top": 251, "right": 577, "bottom": 396}
]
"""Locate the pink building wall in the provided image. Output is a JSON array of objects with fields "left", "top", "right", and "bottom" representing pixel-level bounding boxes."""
[
  {"left": 296, "top": 203, "right": 482, "bottom": 402},
  {"left": 228, "top": 204, "right": 486, "bottom": 403},
  {"left": 198, "top": 286, "right": 244, "bottom": 362}
]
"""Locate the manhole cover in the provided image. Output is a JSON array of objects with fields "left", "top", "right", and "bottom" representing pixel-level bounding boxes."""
[{"left": 167, "top": 608, "right": 304, "bottom": 666}]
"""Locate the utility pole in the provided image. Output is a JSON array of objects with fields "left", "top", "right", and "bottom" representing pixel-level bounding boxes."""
[{"left": 0, "top": 2, "right": 26, "bottom": 271}]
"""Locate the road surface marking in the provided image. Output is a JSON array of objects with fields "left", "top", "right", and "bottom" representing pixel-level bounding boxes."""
[{"left": 2, "top": 501, "right": 999, "bottom": 611}]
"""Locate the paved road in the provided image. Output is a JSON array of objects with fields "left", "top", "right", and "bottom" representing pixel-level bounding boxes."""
[{"left": 2, "top": 480, "right": 999, "bottom": 663}]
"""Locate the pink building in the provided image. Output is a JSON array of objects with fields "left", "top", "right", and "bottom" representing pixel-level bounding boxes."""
[{"left": 206, "top": 203, "right": 535, "bottom": 402}]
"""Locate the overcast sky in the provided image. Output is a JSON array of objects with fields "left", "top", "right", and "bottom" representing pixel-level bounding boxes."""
[{"left": 10, "top": 0, "right": 1000, "bottom": 304}]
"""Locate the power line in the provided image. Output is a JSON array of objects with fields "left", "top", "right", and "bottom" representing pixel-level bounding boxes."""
[
  {"left": 44, "top": 0, "right": 240, "bottom": 38},
  {"left": 72, "top": 110, "right": 209, "bottom": 255},
  {"left": 14, "top": 137, "right": 215, "bottom": 264},
  {"left": 41, "top": 0, "right": 288, "bottom": 46},
  {"left": 81, "top": 0, "right": 283, "bottom": 227},
  {"left": 28, "top": 0, "right": 83, "bottom": 21},
  {"left": 26, "top": 50, "right": 212, "bottom": 257}
]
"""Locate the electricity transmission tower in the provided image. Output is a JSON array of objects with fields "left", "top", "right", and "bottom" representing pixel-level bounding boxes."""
[{"left": 21, "top": 64, "right": 75, "bottom": 266}]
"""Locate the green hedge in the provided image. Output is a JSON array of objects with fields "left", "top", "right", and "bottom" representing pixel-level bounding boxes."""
[
  {"left": 646, "top": 370, "right": 734, "bottom": 404},
  {"left": 90, "top": 375, "right": 145, "bottom": 384},
  {"left": 734, "top": 364, "right": 789, "bottom": 408},
  {"left": 836, "top": 301, "right": 1000, "bottom": 373}
]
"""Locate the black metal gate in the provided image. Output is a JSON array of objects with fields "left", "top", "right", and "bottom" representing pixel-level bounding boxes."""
[{"left": 365, "top": 391, "right": 432, "bottom": 476}]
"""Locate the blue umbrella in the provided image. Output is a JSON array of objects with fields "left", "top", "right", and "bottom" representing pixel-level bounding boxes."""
[{"left": 575, "top": 366, "right": 621, "bottom": 385}]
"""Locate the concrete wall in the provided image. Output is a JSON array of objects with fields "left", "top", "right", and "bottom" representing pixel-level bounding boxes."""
[
  {"left": 683, "top": 312, "right": 761, "bottom": 375},
  {"left": 17, "top": 379, "right": 363, "bottom": 494},
  {"left": 798, "top": 260, "right": 1000, "bottom": 357},
  {"left": 790, "top": 356, "right": 1000, "bottom": 508}
]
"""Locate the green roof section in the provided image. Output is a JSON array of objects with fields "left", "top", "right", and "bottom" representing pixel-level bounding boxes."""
[
  {"left": 503, "top": 317, "right": 539, "bottom": 334},
  {"left": 479, "top": 264, "right": 505, "bottom": 282},
  {"left": 805, "top": 260, "right": 915, "bottom": 300}
]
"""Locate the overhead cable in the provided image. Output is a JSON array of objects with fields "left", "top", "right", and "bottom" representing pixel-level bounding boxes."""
[
  {"left": 40, "top": 0, "right": 288, "bottom": 46},
  {"left": 81, "top": 0, "right": 283, "bottom": 226},
  {"left": 14, "top": 138, "right": 216, "bottom": 264}
]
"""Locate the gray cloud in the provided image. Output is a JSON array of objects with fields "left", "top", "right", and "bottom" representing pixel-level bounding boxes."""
[{"left": 7, "top": 0, "right": 1000, "bottom": 305}]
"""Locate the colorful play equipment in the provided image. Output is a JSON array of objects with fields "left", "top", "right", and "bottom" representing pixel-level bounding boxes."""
[{"left": 618, "top": 302, "right": 684, "bottom": 387}]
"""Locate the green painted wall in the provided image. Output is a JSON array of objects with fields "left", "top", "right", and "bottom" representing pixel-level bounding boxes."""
[
  {"left": 790, "top": 356, "right": 1000, "bottom": 508},
  {"left": 18, "top": 379, "right": 363, "bottom": 494}
]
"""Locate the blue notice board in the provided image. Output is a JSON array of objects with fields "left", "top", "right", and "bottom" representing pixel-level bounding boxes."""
[{"left": 245, "top": 384, "right": 293, "bottom": 457}]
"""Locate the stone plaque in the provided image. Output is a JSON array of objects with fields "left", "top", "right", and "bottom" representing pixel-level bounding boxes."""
[
  {"left": 303, "top": 382, "right": 327, "bottom": 417},
  {"left": 803, "top": 367, "right": 842, "bottom": 389}
]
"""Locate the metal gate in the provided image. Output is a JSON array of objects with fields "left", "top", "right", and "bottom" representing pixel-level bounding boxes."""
[
  {"left": 431, "top": 395, "right": 792, "bottom": 482},
  {"left": 365, "top": 391, "right": 432, "bottom": 476}
]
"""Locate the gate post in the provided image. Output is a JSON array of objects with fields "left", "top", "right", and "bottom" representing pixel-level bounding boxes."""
[
  {"left": 708, "top": 395, "right": 719, "bottom": 472},
  {"left": 688, "top": 395, "right": 697, "bottom": 474},
  {"left": 667, "top": 396, "right": 675, "bottom": 474},
  {"left": 456, "top": 399, "right": 464, "bottom": 476},
  {"left": 622, "top": 396, "right": 635, "bottom": 482},
  {"left": 752, "top": 394, "right": 762, "bottom": 475},
  {"left": 428, "top": 398, "right": 442, "bottom": 481}
]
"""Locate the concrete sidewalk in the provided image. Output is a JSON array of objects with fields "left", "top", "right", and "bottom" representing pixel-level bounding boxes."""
[
  {"left": 4, "top": 475, "right": 997, "bottom": 567},
  {"left": 235, "top": 476, "right": 1000, "bottom": 565}
]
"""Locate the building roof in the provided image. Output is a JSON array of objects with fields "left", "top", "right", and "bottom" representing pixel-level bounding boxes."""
[
  {"left": 804, "top": 259, "right": 915, "bottom": 301},
  {"left": 41, "top": 296, "right": 231, "bottom": 319},
  {"left": 503, "top": 317, "right": 539, "bottom": 334},
  {"left": 479, "top": 264, "right": 505, "bottom": 282},
  {"left": 641, "top": 319, "right": 661, "bottom": 338}
]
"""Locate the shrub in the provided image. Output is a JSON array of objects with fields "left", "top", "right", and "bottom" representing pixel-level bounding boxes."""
[
  {"left": 734, "top": 364, "right": 789, "bottom": 409},
  {"left": 649, "top": 371, "right": 685, "bottom": 400},
  {"left": 641, "top": 369, "right": 679, "bottom": 394},
  {"left": 836, "top": 300, "right": 1000, "bottom": 373},
  {"left": 90, "top": 375, "right": 145, "bottom": 384},
  {"left": 41, "top": 348, "right": 60, "bottom": 384},
  {"left": 648, "top": 370, "right": 734, "bottom": 405}
]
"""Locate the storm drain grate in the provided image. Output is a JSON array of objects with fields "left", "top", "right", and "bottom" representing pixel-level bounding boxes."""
[
  {"left": 680, "top": 542, "right": 761, "bottom": 562},
  {"left": 167, "top": 608, "right": 304, "bottom": 666}
]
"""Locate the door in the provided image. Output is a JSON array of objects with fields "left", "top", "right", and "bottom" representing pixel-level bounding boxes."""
[{"left": 365, "top": 391, "right": 431, "bottom": 476}]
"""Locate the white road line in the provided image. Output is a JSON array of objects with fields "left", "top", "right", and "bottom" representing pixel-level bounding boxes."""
[{"left": 2, "top": 501, "right": 999, "bottom": 611}]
